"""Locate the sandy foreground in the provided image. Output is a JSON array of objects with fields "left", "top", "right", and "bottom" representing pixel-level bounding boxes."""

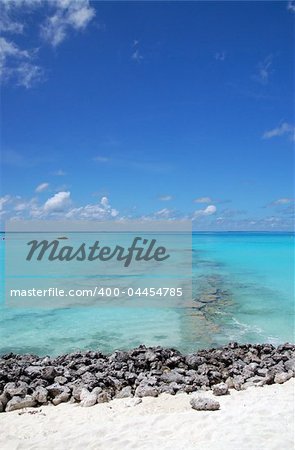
[{"left": 0, "top": 379, "right": 294, "bottom": 450}]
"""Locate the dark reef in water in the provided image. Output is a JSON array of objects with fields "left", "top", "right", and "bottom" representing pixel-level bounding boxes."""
[{"left": 0, "top": 342, "right": 294, "bottom": 412}]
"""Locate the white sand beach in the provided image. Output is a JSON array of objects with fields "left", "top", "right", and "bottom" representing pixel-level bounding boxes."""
[{"left": 0, "top": 379, "right": 293, "bottom": 450}]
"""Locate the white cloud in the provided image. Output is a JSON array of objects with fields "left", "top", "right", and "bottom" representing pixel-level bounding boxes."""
[
  {"left": 0, "top": 0, "right": 95, "bottom": 87},
  {"left": 254, "top": 55, "right": 273, "bottom": 84},
  {"left": 16, "top": 62, "right": 43, "bottom": 88},
  {"left": 41, "top": 0, "right": 95, "bottom": 47},
  {"left": 35, "top": 182, "right": 49, "bottom": 193},
  {"left": 263, "top": 122, "right": 295, "bottom": 141},
  {"left": 271, "top": 198, "right": 294, "bottom": 206},
  {"left": 154, "top": 208, "right": 175, "bottom": 219},
  {"left": 287, "top": 1, "right": 295, "bottom": 12},
  {"left": 193, "top": 204, "right": 217, "bottom": 219},
  {"left": 0, "top": 195, "right": 11, "bottom": 211},
  {"left": 14, "top": 197, "right": 37, "bottom": 213},
  {"left": 0, "top": 36, "right": 43, "bottom": 88},
  {"left": 194, "top": 197, "right": 212, "bottom": 204},
  {"left": 43, "top": 191, "right": 71, "bottom": 213},
  {"left": 0, "top": 192, "right": 120, "bottom": 221},
  {"left": 158, "top": 195, "right": 173, "bottom": 201},
  {"left": 66, "top": 196, "right": 119, "bottom": 220},
  {"left": 131, "top": 49, "right": 143, "bottom": 63},
  {"left": 0, "top": 9, "right": 24, "bottom": 34}
]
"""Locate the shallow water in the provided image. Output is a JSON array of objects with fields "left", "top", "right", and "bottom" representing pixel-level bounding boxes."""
[{"left": 0, "top": 232, "right": 294, "bottom": 355}]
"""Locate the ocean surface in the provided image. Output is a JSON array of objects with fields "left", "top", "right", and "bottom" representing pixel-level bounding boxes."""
[{"left": 0, "top": 232, "right": 294, "bottom": 356}]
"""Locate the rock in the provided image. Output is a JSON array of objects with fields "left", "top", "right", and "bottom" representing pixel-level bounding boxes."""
[
  {"left": 33, "top": 387, "right": 48, "bottom": 404},
  {"left": 97, "top": 392, "right": 110, "bottom": 403},
  {"left": 81, "top": 371, "right": 97, "bottom": 386},
  {"left": 284, "top": 358, "right": 295, "bottom": 373},
  {"left": 41, "top": 366, "right": 57, "bottom": 381},
  {"left": 274, "top": 372, "right": 293, "bottom": 384},
  {"left": 0, "top": 401, "right": 4, "bottom": 413},
  {"left": 80, "top": 390, "right": 98, "bottom": 407},
  {"left": 0, "top": 343, "right": 294, "bottom": 414},
  {"left": 161, "top": 370, "right": 185, "bottom": 384},
  {"left": 243, "top": 376, "right": 267, "bottom": 388},
  {"left": 0, "top": 392, "right": 9, "bottom": 407},
  {"left": 159, "top": 384, "right": 176, "bottom": 395},
  {"left": 212, "top": 383, "right": 229, "bottom": 396},
  {"left": 47, "top": 383, "right": 70, "bottom": 398},
  {"left": 54, "top": 376, "right": 67, "bottom": 385},
  {"left": 242, "top": 367, "right": 255, "bottom": 380},
  {"left": 145, "top": 350, "right": 158, "bottom": 362},
  {"left": 135, "top": 383, "right": 158, "bottom": 398},
  {"left": 6, "top": 395, "right": 36, "bottom": 412},
  {"left": 225, "top": 377, "right": 234, "bottom": 389},
  {"left": 256, "top": 368, "right": 269, "bottom": 377},
  {"left": 232, "top": 376, "right": 245, "bottom": 391},
  {"left": 185, "top": 355, "right": 206, "bottom": 369},
  {"left": 72, "top": 384, "right": 84, "bottom": 401},
  {"left": 190, "top": 396, "right": 220, "bottom": 411},
  {"left": 4, "top": 381, "right": 28, "bottom": 397},
  {"left": 52, "top": 391, "right": 71, "bottom": 406},
  {"left": 80, "top": 388, "right": 91, "bottom": 402},
  {"left": 193, "top": 375, "right": 210, "bottom": 386},
  {"left": 115, "top": 386, "right": 132, "bottom": 399},
  {"left": 25, "top": 366, "right": 42, "bottom": 377}
]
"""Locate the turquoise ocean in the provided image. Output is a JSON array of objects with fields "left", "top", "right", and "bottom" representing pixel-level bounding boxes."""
[{"left": 0, "top": 232, "right": 294, "bottom": 356}]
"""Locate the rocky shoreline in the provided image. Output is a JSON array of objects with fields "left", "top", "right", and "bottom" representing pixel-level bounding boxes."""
[{"left": 0, "top": 342, "right": 294, "bottom": 413}]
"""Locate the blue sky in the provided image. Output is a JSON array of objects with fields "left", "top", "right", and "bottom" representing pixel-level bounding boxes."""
[{"left": 0, "top": 0, "right": 294, "bottom": 230}]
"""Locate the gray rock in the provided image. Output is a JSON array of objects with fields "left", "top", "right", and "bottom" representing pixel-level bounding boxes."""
[
  {"left": 242, "top": 367, "right": 255, "bottom": 379},
  {"left": 115, "top": 386, "right": 132, "bottom": 399},
  {"left": 52, "top": 391, "right": 71, "bottom": 406},
  {"left": 212, "top": 382, "right": 229, "bottom": 396},
  {"left": 274, "top": 372, "right": 293, "bottom": 384},
  {"left": 190, "top": 396, "right": 220, "bottom": 411},
  {"left": 256, "top": 368, "right": 269, "bottom": 377},
  {"left": 159, "top": 384, "right": 176, "bottom": 395},
  {"left": 41, "top": 366, "right": 57, "bottom": 381},
  {"left": 232, "top": 376, "right": 245, "bottom": 391},
  {"left": 225, "top": 377, "right": 234, "bottom": 389},
  {"left": 0, "top": 392, "right": 9, "bottom": 407},
  {"left": 54, "top": 376, "right": 67, "bottom": 385},
  {"left": 4, "top": 381, "right": 28, "bottom": 397},
  {"left": 81, "top": 371, "right": 97, "bottom": 386},
  {"left": 135, "top": 384, "right": 158, "bottom": 398},
  {"left": 0, "top": 401, "right": 4, "bottom": 413},
  {"left": 47, "top": 383, "right": 70, "bottom": 398},
  {"left": 72, "top": 384, "right": 84, "bottom": 401},
  {"left": 145, "top": 350, "right": 158, "bottom": 362},
  {"left": 6, "top": 395, "right": 36, "bottom": 412},
  {"left": 161, "top": 370, "right": 185, "bottom": 384},
  {"left": 185, "top": 355, "right": 206, "bottom": 369},
  {"left": 97, "top": 392, "right": 110, "bottom": 403},
  {"left": 244, "top": 376, "right": 267, "bottom": 387},
  {"left": 193, "top": 374, "right": 209, "bottom": 386},
  {"left": 285, "top": 358, "right": 295, "bottom": 373},
  {"left": 33, "top": 386, "right": 48, "bottom": 404},
  {"left": 80, "top": 390, "right": 98, "bottom": 407},
  {"left": 25, "top": 366, "right": 42, "bottom": 377}
]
